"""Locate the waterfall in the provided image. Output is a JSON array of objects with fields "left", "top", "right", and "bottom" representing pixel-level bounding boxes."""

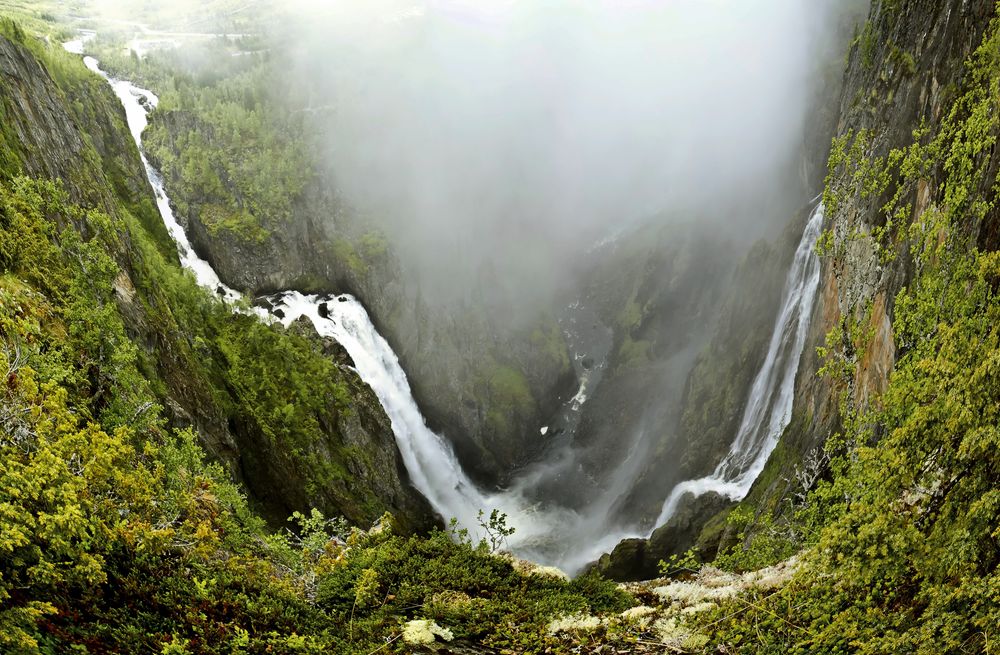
[
  {"left": 651, "top": 202, "right": 824, "bottom": 528},
  {"left": 67, "top": 35, "right": 823, "bottom": 573},
  {"left": 79, "top": 55, "right": 244, "bottom": 304}
]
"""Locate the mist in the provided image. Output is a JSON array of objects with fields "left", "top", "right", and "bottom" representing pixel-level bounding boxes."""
[
  {"left": 68, "top": 0, "right": 865, "bottom": 569},
  {"left": 278, "top": 0, "right": 852, "bottom": 308}
]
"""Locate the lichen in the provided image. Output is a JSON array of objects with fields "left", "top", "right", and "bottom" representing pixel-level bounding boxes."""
[
  {"left": 547, "top": 613, "right": 604, "bottom": 634},
  {"left": 401, "top": 619, "right": 454, "bottom": 645}
]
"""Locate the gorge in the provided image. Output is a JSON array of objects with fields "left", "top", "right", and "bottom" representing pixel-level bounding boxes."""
[
  {"left": 2, "top": 0, "right": 999, "bottom": 652},
  {"left": 69, "top": 24, "right": 833, "bottom": 576}
]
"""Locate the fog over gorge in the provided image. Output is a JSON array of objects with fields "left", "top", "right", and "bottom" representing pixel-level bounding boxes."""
[
  {"left": 281, "top": 0, "right": 853, "bottom": 306},
  {"left": 250, "top": 0, "right": 864, "bottom": 570},
  {"left": 59, "top": 0, "right": 866, "bottom": 572}
]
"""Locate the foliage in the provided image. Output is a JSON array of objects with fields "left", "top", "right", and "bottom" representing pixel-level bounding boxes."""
[
  {"left": 657, "top": 547, "right": 700, "bottom": 578},
  {"left": 313, "top": 526, "right": 633, "bottom": 654},
  {"left": 477, "top": 508, "right": 516, "bottom": 553},
  {"left": 93, "top": 37, "right": 308, "bottom": 246},
  {"left": 712, "top": 507, "right": 800, "bottom": 574},
  {"left": 0, "top": 169, "right": 635, "bottom": 654},
  {"left": 0, "top": 26, "right": 642, "bottom": 653}
]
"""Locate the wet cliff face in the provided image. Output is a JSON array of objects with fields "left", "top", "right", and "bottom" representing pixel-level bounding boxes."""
[
  {"left": 773, "top": 0, "right": 996, "bottom": 505},
  {"left": 588, "top": 6, "right": 868, "bottom": 579},
  {"left": 648, "top": 0, "right": 1000, "bottom": 570},
  {"left": 585, "top": 217, "right": 806, "bottom": 580},
  {"left": 549, "top": 219, "right": 738, "bottom": 517},
  {"left": 615, "top": 212, "right": 811, "bottom": 528},
  {"left": 0, "top": 30, "right": 435, "bottom": 534}
]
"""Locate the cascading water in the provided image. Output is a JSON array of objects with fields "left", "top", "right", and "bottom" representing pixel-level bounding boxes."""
[
  {"left": 264, "top": 291, "right": 585, "bottom": 556},
  {"left": 77, "top": 52, "right": 243, "bottom": 304},
  {"left": 651, "top": 202, "right": 824, "bottom": 528},
  {"left": 66, "top": 32, "right": 824, "bottom": 574}
]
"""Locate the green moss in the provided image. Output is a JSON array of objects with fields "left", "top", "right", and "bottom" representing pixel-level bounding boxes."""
[
  {"left": 858, "top": 19, "right": 877, "bottom": 70},
  {"left": 200, "top": 202, "right": 270, "bottom": 244},
  {"left": 358, "top": 230, "right": 389, "bottom": 259},
  {"left": 693, "top": 505, "right": 735, "bottom": 559},
  {"left": 530, "top": 317, "right": 571, "bottom": 373},
  {"left": 890, "top": 44, "right": 917, "bottom": 76},
  {"left": 489, "top": 366, "right": 533, "bottom": 409},
  {"left": 329, "top": 237, "right": 366, "bottom": 276},
  {"left": 0, "top": 98, "right": 24, "bottom": 178},
  {"left": 617, "top": 299, "right": 644, "bottom": 330}
]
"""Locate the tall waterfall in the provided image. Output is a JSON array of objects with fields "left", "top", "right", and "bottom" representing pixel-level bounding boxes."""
[
  {"left": 652, "top": 202, "right": 824, "bottom": 528},
  {"left": 68, "top": 36, "right": 823, "bottom": 573}
]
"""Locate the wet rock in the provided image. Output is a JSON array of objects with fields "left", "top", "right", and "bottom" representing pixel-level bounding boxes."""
[{"left": 590, "top": 492, "right": 734, "bottom": 582}]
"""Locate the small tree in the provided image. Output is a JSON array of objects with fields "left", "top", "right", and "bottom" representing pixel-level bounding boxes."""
[{"left": 477, "top": 509, "right": 515, "bottom": 553}]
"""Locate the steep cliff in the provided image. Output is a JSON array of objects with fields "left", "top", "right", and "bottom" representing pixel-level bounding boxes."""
[
  {"left": 600, "top": 0, "right": 1000, "bottom": 579},
  {"left": 782, "top": 0, "right": 996, "bottom": 493},
  {"left": 587, "top": 213, "right": 807, "bottom": 580},
  {"left": 0, "top": 24, "right": 435, "bottom": 533}
]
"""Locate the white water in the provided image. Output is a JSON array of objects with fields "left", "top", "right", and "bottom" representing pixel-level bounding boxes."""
[
  {"left": 268, "top": 293, "right": 582, "bottom": 557},
  {"left": 652, "top": 202, "right": 824, "bottom": 528},
  {"left": 62, "top": 30, "right": 96, "bottom": 55},
  {"left": 66, "top": 33, "right": 824, "bottom": 573}
]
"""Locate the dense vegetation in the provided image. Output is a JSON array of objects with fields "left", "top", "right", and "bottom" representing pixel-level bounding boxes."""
[
  {"left": 0, "top": 12, "right": 637, "bottom": 655},
  {"left": 81, "top": 33, "right": 303, "bottom": 246}
]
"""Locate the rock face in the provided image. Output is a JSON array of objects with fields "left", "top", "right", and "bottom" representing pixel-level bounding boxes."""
[
  {"left": 613, "top": 213, "right": 810, "bottom": 527},
  {"left": 0, "top": 31, "right": 436, "bottom": 534},
  {"left": 556, "top": 220, "right": 740, "bottom": 516},
  {"left": 755, "top": 0, "right": 997, "bottom": 508},
  {"left": 0, "top": 32, "right": 176, "bottom": 259},
  {"left": 599, "top": 0, "right": 1000, "bottom": 579},
  {"left": 588, "top": 5, "right": 867, "bottom": 577}
]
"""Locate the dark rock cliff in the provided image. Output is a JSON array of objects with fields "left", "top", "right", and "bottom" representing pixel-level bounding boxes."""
[
  {"left": 589, "top": 4, "right": 872, "bottom": 578},
  {"left": 787, "top": 0, "right": 996, "bottom": 490},
  {"left": 594, "top": 0, "right": 1000, "bottom": 580}
]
